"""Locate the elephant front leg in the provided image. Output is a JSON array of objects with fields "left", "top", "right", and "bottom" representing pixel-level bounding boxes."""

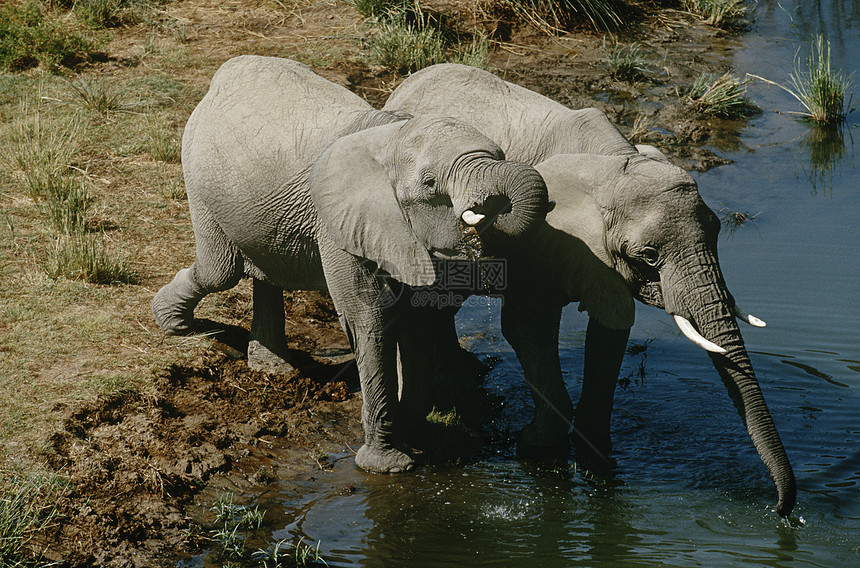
[
  {"left": 247, "top": 278, "right": 296, "bottom": 375},
  {"left": 319, "top": 239, "right": 414, "bottom": 473},
  {"left": 501, "top": 297, "right": 572, "bottom": 461},
  {"left": 572, "top": 318, "right": 629, "bottom": 468}
]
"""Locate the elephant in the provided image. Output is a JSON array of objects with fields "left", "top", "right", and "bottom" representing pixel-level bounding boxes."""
[
  {"left": 152, "top": 56, "right": 550, "bottom": 474},
  {"left": 383, "top": 63, "right": 796, "bottom": 517}
]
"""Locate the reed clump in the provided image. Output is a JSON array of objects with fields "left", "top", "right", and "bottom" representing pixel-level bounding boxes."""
[
  {"left": 682, "top": 0, "right": 748, "bottom": 29},
  {"left": 602, "top": 38, "right": 649, "bottom": 81},
  {"left": 688, "top": 72, "right": 754, "bottom": 118}
]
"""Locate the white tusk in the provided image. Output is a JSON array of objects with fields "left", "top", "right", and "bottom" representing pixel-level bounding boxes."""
[
  {"left": 462, "top": 210, "right": 486, "bottom": 226},
  {"left": 673, "top": 315, "right": 727, "bottom": 354},
  {"left": 733, "top": 306, "right": 766, "bottom": 327}
]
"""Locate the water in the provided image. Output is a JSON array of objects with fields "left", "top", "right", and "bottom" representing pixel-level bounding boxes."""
[{"left": 183, "top": 2, "right": 860, "bottom": 566}]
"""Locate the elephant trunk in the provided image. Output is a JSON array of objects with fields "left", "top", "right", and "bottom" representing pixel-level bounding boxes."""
[
  {"left": 456, "top": 158, "right": 549, "bottom": 238},
  {"left": 663, "top": 253, "right": 797, "bottom": 517}
]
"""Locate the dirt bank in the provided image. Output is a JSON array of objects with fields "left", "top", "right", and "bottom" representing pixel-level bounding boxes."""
[{"left": 5, "top": 1, "right": 752, "bottom": 565}]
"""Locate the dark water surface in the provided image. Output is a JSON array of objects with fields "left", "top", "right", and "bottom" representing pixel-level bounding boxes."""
[{"left": 183, "top": 2, "right": 859, "bottom": 566}]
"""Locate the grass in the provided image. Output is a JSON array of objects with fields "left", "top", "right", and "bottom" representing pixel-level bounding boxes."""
[
  {"left": 68, "top": 76, "right": 139, "bottom": 117},
  {"left": 602, "top": 37, "right": 648, "bottom": 81},
  {"left": 750, "top": 35, "right": 853, "bottom": 126},
  {"left": 365, "top": 16, "right": 446, "bottom": 72},
  {"left": 43, "top": 232, "right": 137, "bottom": 284},
  {"left": 682, "top": 0, "right": 748, "bottom": 29},
  {"left": 688, "top": 71, "right": 754, "bottom": 118},
  {"left": 0, "top": 1, "right": 99, "bottom": 71},
  {"left": 0, "top": 466, "right": 69, "bottom": 567},
  {"left": 502, "top": 0, "right": 625, "bottom": 33}
]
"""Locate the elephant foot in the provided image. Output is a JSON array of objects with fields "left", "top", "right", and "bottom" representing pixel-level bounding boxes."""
[
  {"left": 516, "top": 422, "right": 570, "bottom": 461},
  {"left": 571, "top": 424, "right": 615, "bottom": 472},
  {"left": 355, "top": 444, "right": 415, "bottom": 473},
  {"left": 247, "top": 340, "right": 296, "bottom": 375},
  {"left": 152, "top": 290, "right": 196, "bottom": 335}
]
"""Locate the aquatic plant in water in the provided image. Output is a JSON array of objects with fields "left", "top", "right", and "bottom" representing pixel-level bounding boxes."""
[{"left": 752, "top": 34, "right": 853, "bottom": 125}]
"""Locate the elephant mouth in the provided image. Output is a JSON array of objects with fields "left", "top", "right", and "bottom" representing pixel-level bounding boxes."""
[{"left": 430, "top": 224, "right": 485, "bottom": 262}]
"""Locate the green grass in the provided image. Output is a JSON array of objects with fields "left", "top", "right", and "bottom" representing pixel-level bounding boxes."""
[
  {"left": 43, "top": 232, "right": 137, "bottom": 284},
  {"left": 502, "top": 0, "right": 625, "bottom": 34},
  {"left": 68, "top": 77, "right": 139, "bottom": 117},
  {"left": 688, "top": 71, "right": 754, "bottom": 118},
  {"left": 0, "top": 465, "right": 69, "bottom": 567},
  {"left": 682, "top": 0, "right": 748, "bottom": 29},
  {"left": 352, "top": 0, "right": 413, "bottom": 19},
  {"left": 366, "top": 17, "right": 446, "bottom": 72},
  {"left": 41, "top": 175, "right": 91, "bottom": 235},
  {"left": 6, "top": 110, "right": 83, "bottom": 201},
  {"left": 602, "top": 37, "right": 648, "bottom": 81},
  {"left": 751, "top": 35, "right": 853, "bottom": 126},
  {"left": 0, "top": 1, "right": 99, "bottom": 71}
]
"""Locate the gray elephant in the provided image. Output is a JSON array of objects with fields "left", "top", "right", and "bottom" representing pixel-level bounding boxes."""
[
  {"left": 384, "top": 63, "right": 796, "bottom": 516},
  {"left": 152, "top": 56, "right": 550, "bottom": 474}
]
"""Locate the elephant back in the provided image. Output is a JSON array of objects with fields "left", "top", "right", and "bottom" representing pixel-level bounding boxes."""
[{"left": 183, "top": 56, "right": 374, "bottom": 205}]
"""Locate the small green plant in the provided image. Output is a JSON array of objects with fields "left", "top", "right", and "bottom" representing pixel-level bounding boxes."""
[
  {"left": 210, "top": 493, "right": 265, "bottom": 558},
  {"left": 602, "top": 37, "right": 648, "bottom": 81},
  {"left": 366, "top": 17, "right": 446, "bottom": 73},
  {"left": 68, "top": 77, "right": 137, "bottom": 117},
  {"left": 0, "top": 1, "right": 97, "bottom": 71},
  {"left": 44, "top": 233, "right": 137, "bottom": 284},
  {"left": 252, "top": 538, "right": 328, "bottom": 567},
  {"left": 502, "top": 0, "right": 624, "bottom": 34},
  {"left": 688, "top": 71, "right": 753, "bottom": 118},
  {"left": 452, "top": 33, "right": 490, "bottom": 70},
  {"left": 144, "top": 127, "right": 182, "bottom": 163},
  {"left": 682, "top": 0, "right": 748, "bottom": 28},
  {"left": 426, "top": 407, "right": 461, "bottom": 427},
  {"left": 751, "top": 35, "right": 853, "bottom": 125},
  {"left": 353, "top": 0, "right": 412, "bottom": 19},
  {"left": 0, "top": 466, "right": 69, "bottom": 566},
  {"left": 42, "top": 175, "right": 91, "bottom": 235},
  {"left": 7, "top": 110, "right": 83, "bottom": 201}
]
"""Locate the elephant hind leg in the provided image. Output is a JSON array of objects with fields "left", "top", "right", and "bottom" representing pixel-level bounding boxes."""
[
  {"left": 152, "top": 204, "right": 244, "bottom": 335},
  {"left": 247, "top": 279, "right": 297, "bottom": 375}
]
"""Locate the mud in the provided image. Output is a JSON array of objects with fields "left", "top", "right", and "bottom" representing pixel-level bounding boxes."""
[{"left": 23, "top": 6, "right": 751, "bottom": 567}]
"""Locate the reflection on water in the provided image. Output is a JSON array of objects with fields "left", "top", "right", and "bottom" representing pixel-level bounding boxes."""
[{"left": 800, "top": 124, "right": 854, "bottom": 193}]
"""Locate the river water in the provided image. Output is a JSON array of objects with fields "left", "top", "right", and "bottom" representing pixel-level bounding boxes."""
[{"left": 182, "top": 2, "right": 859, "bottom": 566}]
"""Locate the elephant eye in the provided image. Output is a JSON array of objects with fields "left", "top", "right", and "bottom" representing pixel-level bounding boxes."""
[
  {"left": 422, "top": 174, "right": 436, "bottom": 189},
  {"left": 640, "top": 246, "right": 660, "bottom": 267}
]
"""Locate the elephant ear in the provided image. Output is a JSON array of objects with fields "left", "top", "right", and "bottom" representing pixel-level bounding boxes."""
[
  {"left": 309, "top": 124, "right": 436, "bottom": 287},
  {"left": 535, "top": 153, "right": 635, "bottom": 330},
  {"left": 635, "top": 144, "right": 670, "bottom": 163}
]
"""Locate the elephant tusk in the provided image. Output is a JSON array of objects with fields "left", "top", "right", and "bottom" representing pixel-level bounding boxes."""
[
  {"left": 462, "top": 210, "right": 486, "bottom": 226},
  {"left": 673, "top": 315, "right": 727, "bottom": 354},
  {"left": 733, "top": 306, "right": 767, "bottom": 327}
]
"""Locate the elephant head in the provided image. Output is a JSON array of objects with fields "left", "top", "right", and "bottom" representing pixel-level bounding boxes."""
[
  {"left": 535, "top": 150, "right": 797, "bottom": 517},
  {"left": 309, "top": 115, "right": 551, "bottom": 287}
]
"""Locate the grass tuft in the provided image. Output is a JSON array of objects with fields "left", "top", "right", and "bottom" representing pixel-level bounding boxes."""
[
  {"left": 44, "top": 233, "right": 137, "bottom": 284},
  {"left": 501, "top": 0, "right": 625, "bottom": 34},
  {"left": 602, "top": 37, "right": 648, "bottom": 81},
  {"left": 682, "top": 0, "right": 748, "bottom": 29},
  {"left": 751, "top": 35, "right": 853, "bottom": 126},
  {"left": 68, "top": 77, "right": 138, "bottom": 117},
  {"left": 688, "top": 71, "right": 754, "bottom": 118},
  {"left": 0, "top": 466, "right": 69, "bottom": 566},
  {"left": 366, "top": 16, "right": 446, "bottom": 73},
  {"left": 42, "top": 175, "right": 92, "bottom": 235},
  {"left": 7, "top": 110, "right": 83, "bottom": 202}
]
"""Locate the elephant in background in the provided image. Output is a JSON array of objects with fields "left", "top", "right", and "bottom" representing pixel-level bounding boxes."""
[
  {"left": 384, "top": 63, "right": 796, "bottom": 517},
  {"left": 153, "top": 56, "right": 550, "bottom": 474}
]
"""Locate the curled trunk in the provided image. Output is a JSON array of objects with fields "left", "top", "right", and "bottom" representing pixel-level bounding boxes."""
[{"left": 457, "top": 159, "right": 549, "bottom": 238}]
